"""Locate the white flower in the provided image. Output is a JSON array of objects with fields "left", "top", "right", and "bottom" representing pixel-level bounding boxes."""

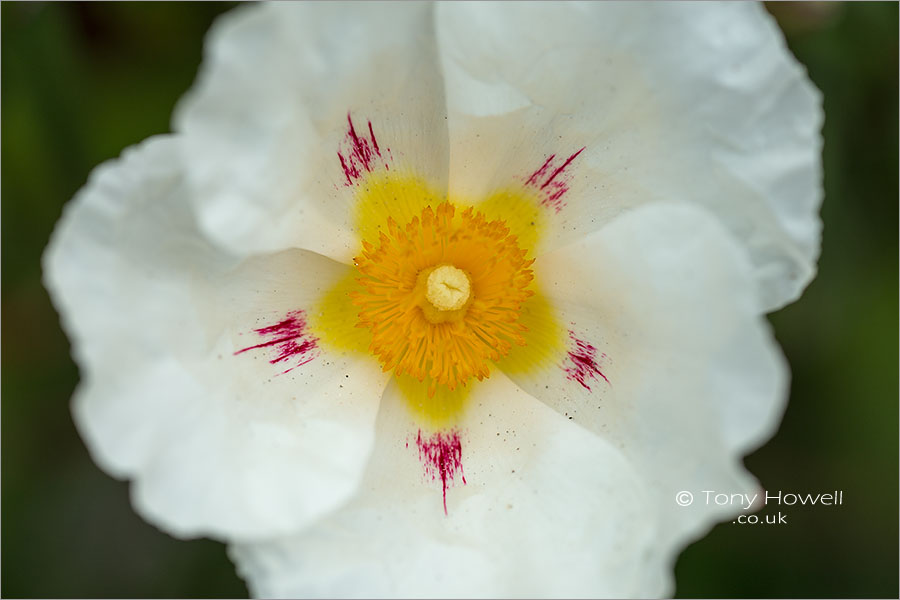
[{"left": 43, "top": 2, "right": 822, "bottom": 598}]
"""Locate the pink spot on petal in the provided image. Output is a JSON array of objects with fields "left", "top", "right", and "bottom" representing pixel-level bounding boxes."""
[
  {"left": 234, "top": 310, "right": 319, "bottom": 375},
  {"left": 563, "top": 330, "right": 609, "bottom": 392},
  {"left": 523, "top": 147, "right": 585, "bottom": 213},
  {"left": 338, "top": 112, "right": 391, "bottom": 185},
  {"left": 415, "top": 429, "right": 466, "bottom": 515}
]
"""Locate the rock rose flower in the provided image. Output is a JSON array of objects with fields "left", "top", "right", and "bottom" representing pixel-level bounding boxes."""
[{"left": 44, "top": 2, "right": 822, "bottom": 597}]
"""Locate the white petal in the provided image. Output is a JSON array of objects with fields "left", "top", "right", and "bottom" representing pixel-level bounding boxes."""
[
  {"left": 44, "top": 136, "right": 388, "bottom": 541},
  {"left": 174, "top": 2, "right": 449, "bottom": 263},
  {"left": 231, "top": 373, "right": 665, "bottom": 598},
  {"left": 504, "top": 202, "right": 788, "bottom": 563},
  {"left": 437, "top": 1, "right": 822, "bottom": 311}
]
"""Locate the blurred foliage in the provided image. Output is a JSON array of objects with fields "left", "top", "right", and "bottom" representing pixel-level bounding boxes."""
[
  {"left": 677, "top": 2, "right": 899, "bottom": 598},
  {"left": 1, "top": 2, "right": 897, "bottom": 598},
  {"left": 1, "top": 3, "right": 245, "bottom": 597}
]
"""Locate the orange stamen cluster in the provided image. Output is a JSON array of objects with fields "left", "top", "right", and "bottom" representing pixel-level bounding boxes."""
[{"left": 352, "top": 202, "right": 534, "bottom": 395}]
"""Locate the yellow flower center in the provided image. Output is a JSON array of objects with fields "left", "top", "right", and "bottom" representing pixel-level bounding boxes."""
[{"left": 352, "top": 202, "right": 534, "bottom": 396}]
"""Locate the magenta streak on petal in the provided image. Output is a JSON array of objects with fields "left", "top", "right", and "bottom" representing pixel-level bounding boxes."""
[
  {"left": 525, "top": 154, "right": 555, "bottom": 186},
  {"left": 234, "top": 310, "right": 319, "bottom": 375},
  {"left": 563, "top": 329, "right": 609, "bottom": 392},
  {"left": 524, "top": 147, "right": 586, "bottom": 213},
  {"left": 338, "top": 113, "right": 388, "bottom": 186},
  {"left": 368, "top": 121, "right": 380, "bottom": 155},
  {"left": 416, "top": 429, "right": 466, "bottom": 515},
  {"left": 338, "top": 152, "right": 358, "bottom": 186},
  {"left": 540, "top": 147, "right": 584, "bottom": 191}
]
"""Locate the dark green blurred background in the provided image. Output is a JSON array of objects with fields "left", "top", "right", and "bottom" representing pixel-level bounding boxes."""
[{"left": 2, "top": 2, "right": 897, "bottom": 598}]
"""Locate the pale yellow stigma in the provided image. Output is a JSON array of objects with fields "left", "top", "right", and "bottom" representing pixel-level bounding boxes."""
[{"left": 425, "top": 265, "right": 471, "bottom": 311}]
